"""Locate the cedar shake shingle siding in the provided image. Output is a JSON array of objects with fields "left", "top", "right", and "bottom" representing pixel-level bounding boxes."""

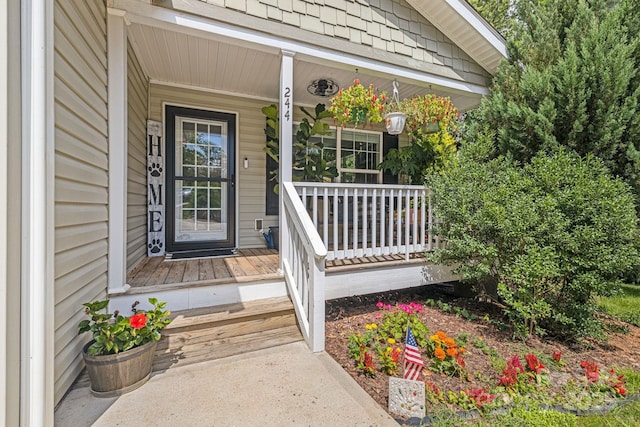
[{"left": 198, "top": 0, "right": 490, "bottom": 83}]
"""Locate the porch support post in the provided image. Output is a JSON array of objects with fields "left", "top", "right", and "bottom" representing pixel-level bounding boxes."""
[
  {"left": 107, "top": 9, "right": 130, "bottom": 294},
  {"left": 20, "top": 0, "right": 55, "bottom": 423},
  {"left": 279, "top": 50, "right": 294, "bottom": 270}
]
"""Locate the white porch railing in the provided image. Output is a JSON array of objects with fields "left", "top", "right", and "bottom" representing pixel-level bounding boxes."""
[
  {"left": 293, "top": 182, "right": 441, "bottom": 261},
  {"left": 281, "top": 182, "right": 327, "bottom": 352}
]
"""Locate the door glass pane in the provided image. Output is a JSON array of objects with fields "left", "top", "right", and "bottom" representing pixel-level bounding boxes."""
[{"left": 174, "top": 117, "right": 229, "bottom": 243}]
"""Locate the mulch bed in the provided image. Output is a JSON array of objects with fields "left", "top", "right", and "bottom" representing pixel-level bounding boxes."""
[{"left": 324, "top": 283, "right": 640, "bottom": 412}]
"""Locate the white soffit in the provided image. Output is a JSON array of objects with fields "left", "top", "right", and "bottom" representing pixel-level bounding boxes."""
[{"left": 406, "top": 0, "right": 507, "bottom": 74}]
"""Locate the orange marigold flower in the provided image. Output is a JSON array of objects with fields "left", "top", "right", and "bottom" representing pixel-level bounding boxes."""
[
  {"left": 446, "top": 347, "right": 457, "bottom": 357},
  {"left": 434, "top": 347, "right": 446, "bottom": 360},
  {"left": 436, "top": 331, "right": 447, "bottom": 340},
  {"left": 444, "top": 337, "right": 456, "bottom": 348},
  {"left": 459, "top": 347, "right": 466, "bottom": 353}
]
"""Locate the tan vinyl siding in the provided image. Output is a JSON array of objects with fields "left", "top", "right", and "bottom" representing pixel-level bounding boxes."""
[
  {"left": 53, "top": 0, "right": 108, "bottom": 404},
  {"left": 127, "top": 42, "right": 149, "bottom": 271},
  {"left": 149, "top": 83, "right": 273, "bottom": 248}
]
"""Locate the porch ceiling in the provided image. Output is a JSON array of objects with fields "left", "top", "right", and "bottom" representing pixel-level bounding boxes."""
[{"left": 128, "top": 22, "right": 483, "bottom": 111}]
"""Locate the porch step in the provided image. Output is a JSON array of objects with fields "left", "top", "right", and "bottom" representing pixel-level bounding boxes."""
[{"left": 152, "top": 296, "right": 302, "bottom": 372}]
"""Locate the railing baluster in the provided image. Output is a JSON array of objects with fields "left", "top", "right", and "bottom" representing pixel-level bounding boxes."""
[
  {"left": 380, "top": 189, "right": 385, "bottom": 254},
  {"left": 362, "top": 188, "right": 368, "bottom": 256},
  {"left": 333, "top": 187, "right": 339, "bottom": 258},
  {"left": 343, "top": 187, "right": 349, "bottom": 258},
  {"left": 420, "top": 188, "right": 426, "bottom": 250},
  {"left": 395, "top": 189, "right": 401, "bottom": 254},
  {"left": 302, "top": 187, "right": 307, "bottom": 217},
  {"left": 353, "top": 188, "right": 358, "bottom": 257},
  {"left": 372, "top": 188, "right": 377, "bottom": 255},
  {"left": 388, "top": 189, "right": 394, "bottom": 254},
  {"left": 405, "top": 190, "right": 410, "bottom": 260},
  {"left": 428, "top": 188, "right": 433, "bottom": 252},
  {"left": 323, "top": 188, "right": 328, "bottom": 254},
  {"left": 411, "top": 190, "right": 420, "bottom": 252},
  {"left": 312, "top": 187, "right": 318, "bottom": 228}
]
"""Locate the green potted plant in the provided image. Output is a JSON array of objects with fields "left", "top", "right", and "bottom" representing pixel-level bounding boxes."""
[
  {"left": 262, "top": 103, "right": 338, "bottom": 248},
  {"left": 78, "top": 298, "right": 172, "bottom": 397},
  {"left": 379, "top": 94, "right": 459, "bottom": 184},
  {"left": 328, "top": 79, "right": 387, "bottom": 128},
  {"left": 263, "top": 103, "right": 337, "bottom": 190}
]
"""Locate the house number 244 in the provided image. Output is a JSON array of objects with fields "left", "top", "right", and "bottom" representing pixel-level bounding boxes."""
[{"left": 283, "top": 87, "right": 291, "bottom": 122}]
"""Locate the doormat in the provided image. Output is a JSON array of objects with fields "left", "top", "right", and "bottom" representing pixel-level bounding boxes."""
[{"left": 166, "top": 249, "right": 236, "bottom": 260}]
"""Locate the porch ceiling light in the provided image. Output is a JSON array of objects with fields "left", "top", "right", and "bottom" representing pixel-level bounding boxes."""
[{"left": 307, "top": 78, "right": 339, "bottom": 97}]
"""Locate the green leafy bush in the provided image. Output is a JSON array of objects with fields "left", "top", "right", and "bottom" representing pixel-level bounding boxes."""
[{"left": 429, "top": 142, "right": 639, "bottom": 339}]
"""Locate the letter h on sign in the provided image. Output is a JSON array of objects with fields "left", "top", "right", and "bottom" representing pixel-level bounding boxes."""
[{"left": 147, "top": 120, "right": 165, "bottom": 256}]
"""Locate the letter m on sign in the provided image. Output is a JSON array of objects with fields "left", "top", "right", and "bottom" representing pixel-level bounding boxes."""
[{"left": 147, "top": 120, "right": 165, "bottom": 257}]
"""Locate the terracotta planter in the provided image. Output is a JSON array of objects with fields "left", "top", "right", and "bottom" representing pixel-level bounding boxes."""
[
  {"left": 384, "top": 112, "right": 406, "bottom": 135},
  {"left": 82, "top": 340, "right": 158, "bottom": 397}
]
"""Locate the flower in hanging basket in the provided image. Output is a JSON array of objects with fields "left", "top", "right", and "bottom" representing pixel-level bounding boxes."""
[
  {"left": 78, "top": 298, "right": 172, "bottom": 356},
  {"left": 328, "top": 79, "right": 387, "bottom": 128},
  {"left": 400, "top": 94, "right": 459, "bottom": 139}
]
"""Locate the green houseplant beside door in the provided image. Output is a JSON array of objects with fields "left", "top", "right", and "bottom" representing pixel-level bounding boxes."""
[{"left": 78, "top": 298, "right": 172, "bottom": 397}]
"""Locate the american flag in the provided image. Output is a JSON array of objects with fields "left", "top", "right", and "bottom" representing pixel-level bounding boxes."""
[{"left": 403, "top": 326, "right": 424, "bottom": 381}]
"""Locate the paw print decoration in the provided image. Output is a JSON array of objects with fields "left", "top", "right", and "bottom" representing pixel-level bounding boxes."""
[
  {"left": 148, "top": 162, "right": 163, "bottom": 177},
  {"left": 148, "top": 239, "right": 163, "bottom": 254}
]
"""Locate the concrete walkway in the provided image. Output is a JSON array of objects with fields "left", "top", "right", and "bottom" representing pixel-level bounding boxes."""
[{"left": 55, "top": 341, "right": 398, "bottom": 426}]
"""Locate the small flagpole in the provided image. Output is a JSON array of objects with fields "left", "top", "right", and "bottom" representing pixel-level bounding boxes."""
[{"left": 400, "top": 319, "right": 410, "bottom": 378}]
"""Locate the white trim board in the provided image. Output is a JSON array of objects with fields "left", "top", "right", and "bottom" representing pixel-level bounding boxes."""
[
  {"left": 325, "top": 263, "right": 457, "bottom": 300},
  {"left": 108, "top": 279, "right": 287, "bottom": 313},
  {"left": 20, "top": 0, "right": 56, "bottom": 423}
]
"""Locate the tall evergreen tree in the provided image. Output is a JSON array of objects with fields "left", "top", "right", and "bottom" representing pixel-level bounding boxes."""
[
  {"left": 468, "top": 0, "right": 640, "bottom": 197},
  {"left": 467, "top": 0, "right": 515, "bottom": 36}
]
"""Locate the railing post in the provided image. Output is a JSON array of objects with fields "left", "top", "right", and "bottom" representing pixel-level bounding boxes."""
[
  {"left": 309, "top": 257, "right": 326, "bottom": 352},
  {"left": 279, "top": 50, "right": 294, "bottom": 272}
]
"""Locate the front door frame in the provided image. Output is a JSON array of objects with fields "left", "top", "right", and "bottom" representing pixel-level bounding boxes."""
[{"left": 165, "top": 105, "right": 237, "bottom": 254}]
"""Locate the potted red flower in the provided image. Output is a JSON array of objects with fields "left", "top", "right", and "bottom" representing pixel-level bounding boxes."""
[{"left": 78, "top": 297, "right": 172, "bottom": 397}]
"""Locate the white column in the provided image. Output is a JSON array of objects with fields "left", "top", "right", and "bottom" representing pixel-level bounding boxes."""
[
  {"left": 279, "top": 50, "right": 294, "bottom": 270},
  {"left": 107, "top": 9, "right": 130, "bottom": 294},
  {"left": 20, "top": 0, "right": 55, "bottom": 424}
]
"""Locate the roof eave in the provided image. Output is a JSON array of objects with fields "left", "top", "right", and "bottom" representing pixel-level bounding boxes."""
[{"left": 406, "top": 0, "right": 507, "bottom": 75}]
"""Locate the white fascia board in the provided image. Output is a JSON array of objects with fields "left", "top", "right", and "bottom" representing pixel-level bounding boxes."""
[
  {"left": 112, "top": 0, "right": 489, "bottom": 96},
  {"left": 444, "top": 0, "right": 506, "bottom": 57}
]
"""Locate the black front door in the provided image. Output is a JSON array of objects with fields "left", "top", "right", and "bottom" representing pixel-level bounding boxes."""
[{"left": 165, "top": 106, "right": 236, "bottom": 254}]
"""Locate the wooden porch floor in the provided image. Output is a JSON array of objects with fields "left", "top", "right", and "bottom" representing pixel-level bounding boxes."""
[
  {"left": 126, "top": 249, "right": 281, "bottom": 292},
  {"left": 126, "top": 248, "right": 427, "bottom": 293}
]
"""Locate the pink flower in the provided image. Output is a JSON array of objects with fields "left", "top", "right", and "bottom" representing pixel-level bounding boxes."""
[{"left": 376, "top": 301, "right": 384, "bottom": 309}]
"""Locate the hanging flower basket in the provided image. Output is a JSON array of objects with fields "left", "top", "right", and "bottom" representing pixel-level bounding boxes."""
[
  {"left": 425, "top": 120, "right": 440, "bottom": 134},
  {"left": 328, "top": 79, "right": 387, "bottom": 128},
  {"left": 384, "top": 112, "right": 407, "bottom": 135},
  {"left": 400, "top": 94, "right": 459, "bottom": 139}
]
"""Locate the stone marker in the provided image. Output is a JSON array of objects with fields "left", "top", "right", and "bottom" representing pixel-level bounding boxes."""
[{"left": 388, "top": 377, "right": 425, "bottom": 418}]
